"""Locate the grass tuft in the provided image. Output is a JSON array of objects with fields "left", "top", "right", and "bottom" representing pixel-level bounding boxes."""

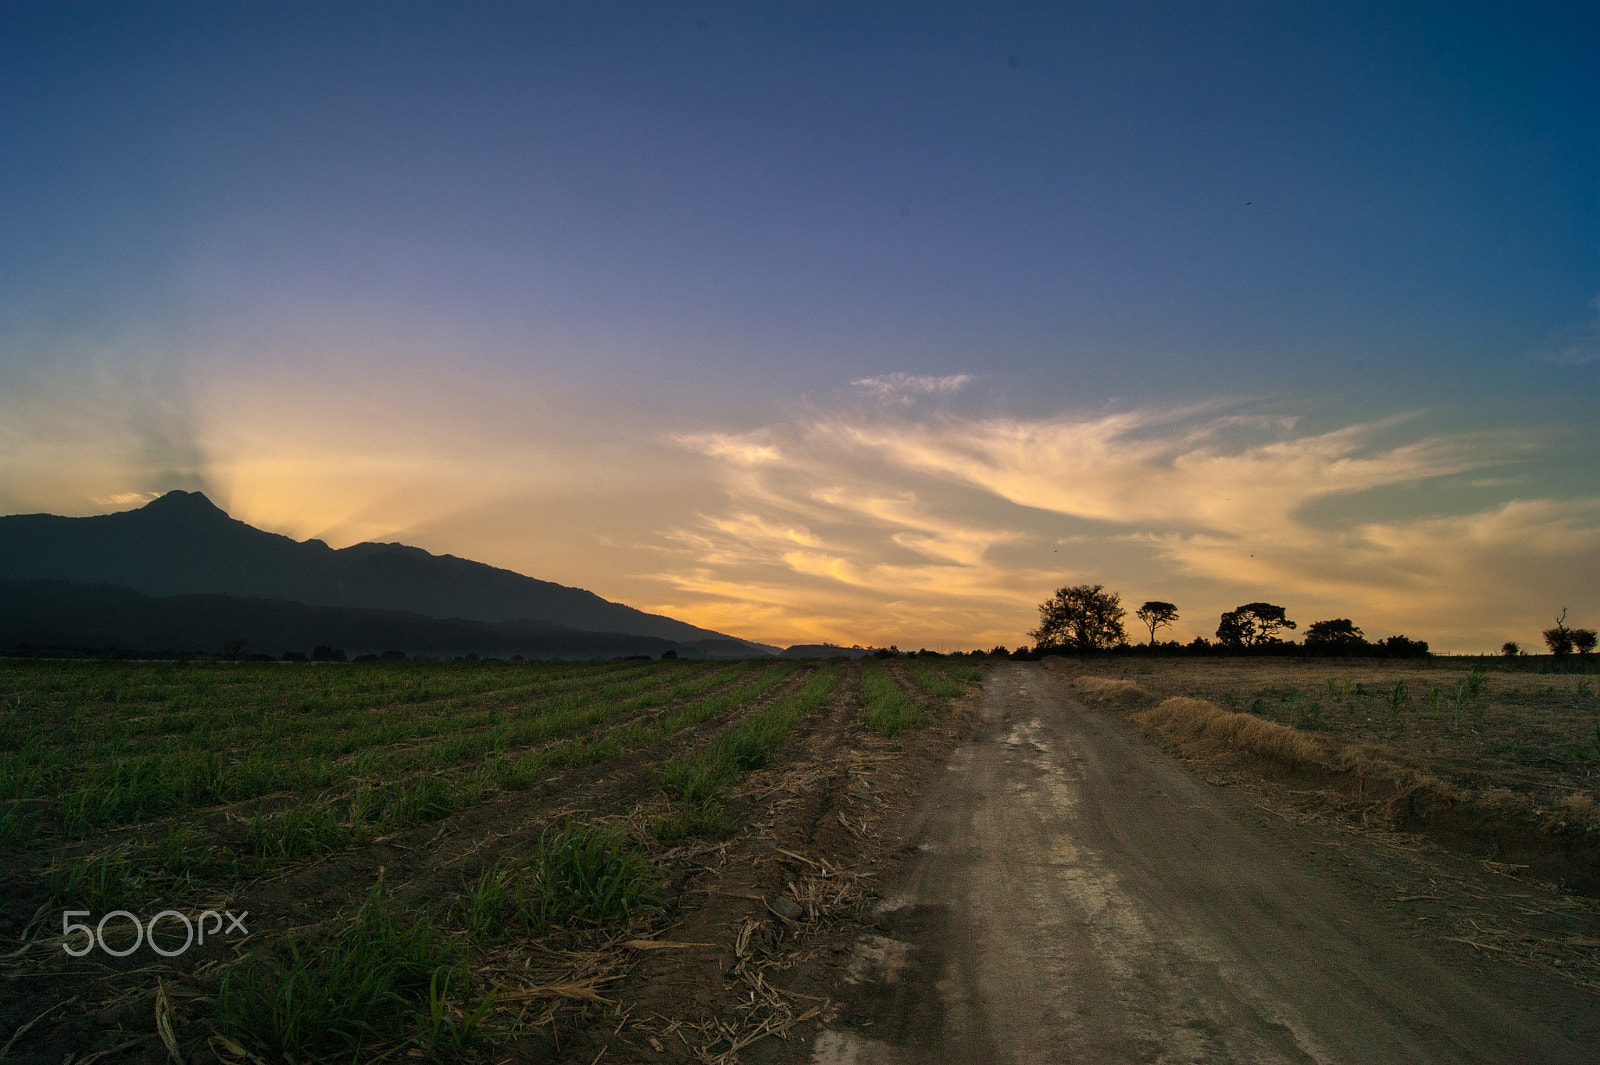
[
  {"left": 213, "top": 883, "right": 471, "bottom": 1063},
  {"left": 48, "top": 844, "right": 150, "bottom": 912},
  {"left": 525, "top": 824, "right": 659, "bottom": 931},
  {"left": 454, "top": 823, "right": 659, "bottom": 935},
  {"left": 658, "top": 665, "right": 839, "bottom": 833}
]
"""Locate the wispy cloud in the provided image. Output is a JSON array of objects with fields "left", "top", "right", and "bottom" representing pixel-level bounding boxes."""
[
  {"left": 836, "top": 410, "right": 1522, "bottom": 543},
  {"left": 661, "top": 403, "right": 1595, "bottom": 651},
  {"left": 1529, "top": 295, "right": 1600, "bottom": 366},
  {"left": 851, "top": 372, "right": 974, "bottom": 402}
]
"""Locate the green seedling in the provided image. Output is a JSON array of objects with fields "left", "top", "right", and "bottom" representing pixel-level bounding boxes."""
[
  {"left": 1386, "top": 681, "right": 1411, "bottom": 717},
  {"left": 1452, "top": 672, "right": 1488, "bottom": 726},
  {"left": 1292, "top": 697, "right": 1325, "bottom": 731},
  {"left": 394, "top": 775, "right": 456, "bottom": 824},
  {"left": 421, "top": 968, "right": 495, "bottom": 1055},
  {"left": 454, "top": 866, "right": 515, "bottom": 938}
]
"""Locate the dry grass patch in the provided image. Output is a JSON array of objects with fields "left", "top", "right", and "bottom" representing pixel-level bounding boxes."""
[
  {"left": 1134, "top": 696, "right": 1327, "bottom": 769},
  {"left": 1074, "top": 677, "right": 1145, "bottom": 704},
  {"left": 1549, "top": 792, "right": 1600, "bottom": 836}
]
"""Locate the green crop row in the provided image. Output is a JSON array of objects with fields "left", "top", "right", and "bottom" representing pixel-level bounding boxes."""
[
  {"left": 901, "top": 659, "right": 970, "bottom": 699},
  {"left": 656, "top": 661, "right": 840, "bottom": 837},
  {"left": 859, "top": 657, "right": 925, "bottom": 737}
]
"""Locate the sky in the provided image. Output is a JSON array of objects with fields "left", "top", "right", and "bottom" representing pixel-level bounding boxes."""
[{"left": 2, "top": 1, "right": 1596, "bottom": 654}]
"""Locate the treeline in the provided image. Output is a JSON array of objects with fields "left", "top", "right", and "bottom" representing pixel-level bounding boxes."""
[{"left": 1024, "top": 584, "right": 1432, "bottom": 658}]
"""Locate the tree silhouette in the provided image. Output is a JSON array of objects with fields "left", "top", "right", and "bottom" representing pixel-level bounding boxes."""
[
  {"left": 1379, "top": 635, "right": 1429, "bottom": 657},
  {"left": 1544, "top": 609, "right": 1574, "bottom": 655},
  {"left": 1216, "top": 603, "right": 1296, "bottom": 648},
  {"left": 1031, "top": 584, "right": 1127, "bottom": 652},
  {"left": 1135, "top": 601, "right": 1179, "bottom": 646},
  {"left": 1303, "top": 618, "right": 1365, "bottom": 652},
  {"left": 1573, "top": 629, "right": 1597, "bottom": 656},
  {"left": 1501, "top": 641, "right": 1521, "bottom": 657}
]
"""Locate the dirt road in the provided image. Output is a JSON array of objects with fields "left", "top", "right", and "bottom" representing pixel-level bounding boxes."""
[{"left": 808, "top": 662, "right": 1599, "bottom": 1064}]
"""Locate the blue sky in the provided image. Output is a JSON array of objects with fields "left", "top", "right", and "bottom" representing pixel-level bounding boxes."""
[{"left": 2, "top": 2, "right": 1596, "bottom": 651}]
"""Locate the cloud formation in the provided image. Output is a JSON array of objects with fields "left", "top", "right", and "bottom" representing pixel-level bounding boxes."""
[
  {"left": 851, "top": 372, "right": 974, "bottom": 402},
  {"left": 662, "top": 404, "right": 1596, "bottom": 651}
]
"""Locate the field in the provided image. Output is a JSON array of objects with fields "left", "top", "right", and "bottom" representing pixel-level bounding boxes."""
[
  {"left": 0, "top": 655, "right": 980, "bottom": 1064},
  {"left": 6, "top": 652, "right": 1598, "bottom": 1061}
]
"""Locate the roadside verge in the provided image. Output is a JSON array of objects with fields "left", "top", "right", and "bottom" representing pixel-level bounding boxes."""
[{"left": 1060, "top": 667, "right": 1600, "bottom": 896}]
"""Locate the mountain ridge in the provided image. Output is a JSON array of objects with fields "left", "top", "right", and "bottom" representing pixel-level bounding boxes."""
[
  {"left": 0, "top": 492, "right": 775, "bottom": 654},
  {"left": 0, "top": 580, "right": 758, "bottom": 660}
]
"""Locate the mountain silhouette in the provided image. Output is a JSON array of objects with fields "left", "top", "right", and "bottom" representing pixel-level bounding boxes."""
[
  {"left": 0, "top": 491, "right": 773, "bottom": 654},
  {"left": 0, "top": 580, "right": 757, "bottom": 660}
]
